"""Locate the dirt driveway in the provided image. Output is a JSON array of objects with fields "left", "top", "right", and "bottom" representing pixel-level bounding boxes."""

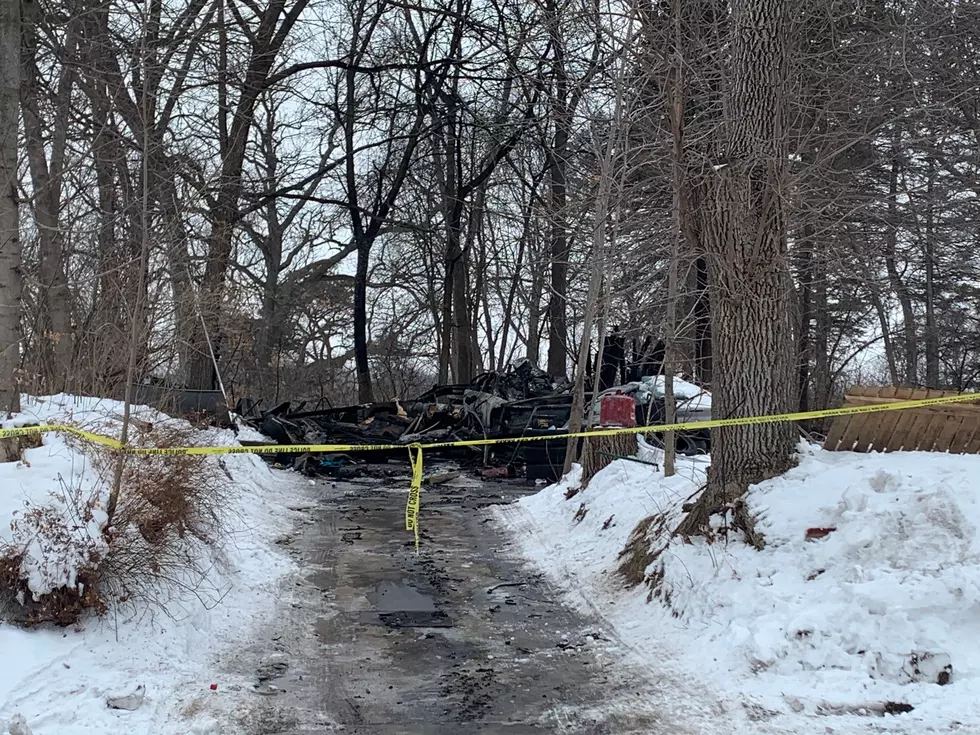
[{"left": 225, "top": 470, "right": 676, "bottom": 734}]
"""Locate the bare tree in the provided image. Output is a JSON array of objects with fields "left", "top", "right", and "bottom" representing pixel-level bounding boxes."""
[{"left": 0, "top": 0, "right": 20, "bottom": 417}]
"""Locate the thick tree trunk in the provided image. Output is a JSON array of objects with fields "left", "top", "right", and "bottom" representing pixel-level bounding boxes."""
[
  {"left": 0, "top": 0, "right": 21, "bottom": 414},
  {"left": 664, "top": 0, "right": 686, "bottom": 477},
  {"left": 678, "top": 0, "right": 795, "bottom": 537},
  {"left": 21, "top": 22, "right": 75, "bottom": 392},
  {"left": 867, "top": 277, "right": 900, "bottom": 385},
  {"left": 255, "top": 249, "right": 281, "bottom": 399},
  {"left": 440, "top": 224, "right": 463, "bottom": 384},
  {"left": 452, "top": 236, "right": 475, "bottom": 383}
]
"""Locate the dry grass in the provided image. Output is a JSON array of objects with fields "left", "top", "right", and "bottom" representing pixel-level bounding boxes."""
[{"left": 1, "top": 423, "right": 229, "bottom": 627}]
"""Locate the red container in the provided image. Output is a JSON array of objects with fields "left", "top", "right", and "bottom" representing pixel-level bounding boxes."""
[{"left": 599, "top": 394, "right": 636, "bottom": 428}]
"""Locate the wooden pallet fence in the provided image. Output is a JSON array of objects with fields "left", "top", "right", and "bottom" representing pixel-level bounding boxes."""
[{"left": 823, "top": 386, "right": 980, "bottom": 454}]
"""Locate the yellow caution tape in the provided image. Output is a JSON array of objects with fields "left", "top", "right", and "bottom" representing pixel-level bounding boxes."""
[
  {"left": 2, "top": 390, "right": 977, "bottom": 549},
  {"left": 405, "top": 444, "right": 423, "bottom": 553},
  {"left": 0, "top": 424, "right": 127, "bottom": 448}
]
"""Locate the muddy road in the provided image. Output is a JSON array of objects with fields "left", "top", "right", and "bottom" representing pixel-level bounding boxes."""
[{"left": 228, "top": 471, "right": 672, "bottom": 734}]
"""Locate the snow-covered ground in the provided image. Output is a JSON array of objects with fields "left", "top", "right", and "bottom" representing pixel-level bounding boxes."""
[
  {"left": 1, "top": 395, "right": 301, "bottom": 734},
  {"left": 500, "top": 439, "right": 980, "bottom": 734}
]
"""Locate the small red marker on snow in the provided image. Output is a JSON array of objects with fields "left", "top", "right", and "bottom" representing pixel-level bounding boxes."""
[
  {"left": 210, "top": 684, "right": 218, "bottom": 691},
  {"left": 805, "top": 527, "right": 837, "bottom": 541}
]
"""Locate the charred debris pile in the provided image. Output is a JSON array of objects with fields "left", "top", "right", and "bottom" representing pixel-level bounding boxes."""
[{"left": 236, "top": 360, "right": 710, "bottom": 482}]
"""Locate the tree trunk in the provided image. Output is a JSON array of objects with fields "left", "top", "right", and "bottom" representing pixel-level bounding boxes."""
[
  {"left": 353, "top": 239, "right": 374, "bottom": 402},
  {"left": 440, "top": 220, "right": 464, "bottom": 384},
  {"left": 21, "top": 21, "right": 75, "bottom": 392},
  {"left": 526, "top": 255, "right": 543, "bottom": 367},
  {"left": 563, "top": 55, "right": 623, "bottom": 474},
  {"left": 678, "top": 0, "right": 795, "bottom": 537},
  {"left": 867, "top": 277, "right": 900, "bottom": 385},
  {"left": 812, "top": 253, "right": 831, "bottom": 409},
  {"left": 158, "top": 170, "right": 194, "bottom": 384},
  {"left": 497, "top": 187, "right": 537, "bottom": 370},
  {"left": 886, "top": 133, "right": 917, "bottom": 385},
  {"left": 546, "top": 138, "right": 569, "bottom": 379},
  {"left": 545, "top": 0, "right": 570, "bottom": 379},
  {"left": 255, "top": 248, "right": 281, "bottom": 399},
  {"left": 664, "top": 0, "right": 686, "bottom": 477},
  {"left": 924, "top": 156, "right": 939, "bottom": 388},
  {"left": 562, "top": 200, "right": 608, "bottom": 474},
  {"left": 0, "top": 0, "right": 21, "bottom": 414},
  {"left": 796, "top": 231, "right": 812, "bottom": 413}
]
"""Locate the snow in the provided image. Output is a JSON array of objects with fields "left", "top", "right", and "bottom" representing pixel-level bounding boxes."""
[
  {"left": 500, "top": 439, "right": 980, "bottom": 733},
  {"left": 1, "top": 395, "right": 301, "bottom": 734},
  {"left": 638, "top": 375, "right": 712, "bottom": 417}
]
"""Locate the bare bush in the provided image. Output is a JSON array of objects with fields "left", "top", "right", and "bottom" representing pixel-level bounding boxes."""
[
  {"left": 95, "top": 425, "right": 230, "bottom": 619},
  {"left": 1, "top": 425, "right": 230, "bottom": 626}
]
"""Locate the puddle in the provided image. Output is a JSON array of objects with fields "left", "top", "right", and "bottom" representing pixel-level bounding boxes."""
[
  {"left": 358, "top": 581, "right": 454, "bottom": 628},
  {"left": 369, "top": 581, "right": 435, "bottom": 612}
]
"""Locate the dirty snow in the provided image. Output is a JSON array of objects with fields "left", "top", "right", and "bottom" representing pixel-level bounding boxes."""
[
  {"left": 500, "top": 439, "right": 980, "bottom": 733},
  {"left": 1, "top": 395, "right": 300, "bottom": 734}
]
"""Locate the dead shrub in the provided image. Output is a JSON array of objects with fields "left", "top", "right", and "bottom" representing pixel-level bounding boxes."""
[
  {"left": 616, "top": 514, "right": 668, "bottom": 589},
  {"left": 1, "top": 423, "right": 229, "bottom": 626},
  {"left": 94, "top": 424, "right": 229, "bottom": 616},
  {"left": 0, "top": 551, "right": 105, "bottom": 626}
]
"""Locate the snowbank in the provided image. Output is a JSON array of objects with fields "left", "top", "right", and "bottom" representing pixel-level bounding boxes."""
[
  {"left": 1, "top": 395, "right": 300, "bottom": 733},
  {"left": 500, "top": 441, "right": 980, "bottom": 733}
]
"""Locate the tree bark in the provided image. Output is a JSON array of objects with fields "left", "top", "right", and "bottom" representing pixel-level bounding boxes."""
[
  {"left": 664, "top": 0, "right": 686, "bottom": 477},
  {"left": 20, "top": 20, "right": 75, "bottom": 392},
  {"left": 679, "top": 0, "right": 796, "bottom": 535},
  {"left": 0, "top": 0, "right": 21, "bottom": 414},
  {"left": 353, "top": 239, "right": 373, "bottom": 402}
]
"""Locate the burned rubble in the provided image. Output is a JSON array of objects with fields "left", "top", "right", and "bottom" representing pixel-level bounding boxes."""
[{"left": 236, "top": 359, "right": 711, "bottom": 481}]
